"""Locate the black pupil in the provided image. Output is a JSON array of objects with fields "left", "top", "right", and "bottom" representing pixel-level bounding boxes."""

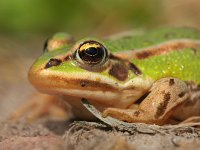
[
  {"left": 85, "top": 47, "right": 98, "bottom": 56},
  {"left": 78, "top": 43, "right": 106, "bottom": 64}
]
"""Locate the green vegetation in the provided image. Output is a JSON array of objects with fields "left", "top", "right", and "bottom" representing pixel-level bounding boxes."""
[{"left": 0, "top": 0, "right": 161, "bottom": 36}]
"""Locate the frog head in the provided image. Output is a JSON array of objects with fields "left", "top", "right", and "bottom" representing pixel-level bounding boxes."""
[{"left": 29, "top": 33, "right": 152, "bottom": 107}]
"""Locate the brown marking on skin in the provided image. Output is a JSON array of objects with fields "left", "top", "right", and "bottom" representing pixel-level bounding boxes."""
[
  {"left": 129, "top": 62, "right": 142, "bottom": 75},
  {"left": 109, "top": 63, "right": 128, "bottom": 81},
  {"left": 80, "top": 80, "right": 89, "bottom": 87},
  {"left": 116, "top": 39, "right": 200, "bottom": 59},
  {"left": 178, "top": 92, "right": 186, "bottom": 98},
  {"left": 109, "top": 53, "right": 122, "bottom": 60},
  {"left": 169, "top": 78, "right": 175, "bottom": 86},
  {"left": 135, "top": 42, "right": 187, "bottom": 59},
  {"left": 45, "top": 58, "right": 62, "bottom": 69},
  {"left": 62, "top": 78, "right": 118, "bottom": 91},
  {"left": 30, "top": 73, "right": 121, "bottom": 93},
  {"left": 155, "top": 92, "right": 171, "bottom": 118},
  {"left": 64, "top": 54, "right": 72, "bottom": 61},
  {"left": 110, "top": 53, "right": 142, "bottom": 76},
  {"left": 134, "top": 110, "right": 140, "bottom": 116}
]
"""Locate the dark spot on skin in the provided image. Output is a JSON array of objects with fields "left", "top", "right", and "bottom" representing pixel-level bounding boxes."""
[
  {"left": 80, "top": 81, "right": 88, "bottom": 87},
  {"left": 64, "top": 55, "right": 72, "bottom": 61},
  {"left": 80, "top": 82, "right": 86, "bottom": 87},
  {"left": 109, "top": 53, "right": 142, "bottom": 75},
  {"left": 45, "top": 58, "right": 62, "bottom": 69},
  {"left": 155, "top": 92, "right": 171, "bottom": 118},
  {"left": 109, "top": 53, "right": 121, "bottom": 60},
  {"left": 134, "top": 111, "right": 140, "bottom": 117},
  {"left": 164, "top": 92, "right": 171, "bottom": 101},
  {"left": 129, "top": 62, "right": 142, "bottom": 75},
  {"left": 109, "top": 63, "right": 128, "bottom": 81},
  {"left": 169, "top": 78, "right": 175, "bottom": 86},
  {"left": 45, "top": 75, "right": 120, "bottom": 92},
  {"left": 135, "top": 51, "right": 152, "bottom": 59},
  {"left": 178, "top": 92, "right": 186, "bottom": 98}
]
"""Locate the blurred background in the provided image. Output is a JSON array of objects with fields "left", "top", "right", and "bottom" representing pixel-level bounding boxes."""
[
  {"left": 1, "top": 0, "right": 200, "bottom": 37},
  {"left": 1, "top": 0, "right": 200, "bottom": 120}
]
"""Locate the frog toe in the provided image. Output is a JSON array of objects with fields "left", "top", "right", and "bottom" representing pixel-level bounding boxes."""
[{"left": 103, "top": 108, "right": 145, "bottom": 123}]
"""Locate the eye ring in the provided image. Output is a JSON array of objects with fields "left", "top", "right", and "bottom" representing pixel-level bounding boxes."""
[{"left": 75, "top": 40, "right": 109, "bottom": 70}]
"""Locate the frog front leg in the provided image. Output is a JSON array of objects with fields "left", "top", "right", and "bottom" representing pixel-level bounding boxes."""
[{"left": 103, "top": 77, "right": 189, "bottom": 125}]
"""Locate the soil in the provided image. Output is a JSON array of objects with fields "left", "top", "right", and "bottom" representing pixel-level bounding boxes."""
[{"left": 0, "top": 120, "right": 200, "bottom": 150}]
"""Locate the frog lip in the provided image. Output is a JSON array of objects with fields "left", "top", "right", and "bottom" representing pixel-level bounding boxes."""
[
  {"left": 29, "top": 66, "right": 153, "bottom": 97},
  {"left": 29, "top": 69, "right": 150, "bottom": 108},
  {"left": 28, "top": 69, "right": 120, "bottom": 93}
]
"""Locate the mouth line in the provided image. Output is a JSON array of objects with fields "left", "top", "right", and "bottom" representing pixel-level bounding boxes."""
[
  {"left": 29, "top": 71, "right": 120, "bottom": 93},
  {"left": 29, "top": 68, "right": 153, "bottom": 97}
]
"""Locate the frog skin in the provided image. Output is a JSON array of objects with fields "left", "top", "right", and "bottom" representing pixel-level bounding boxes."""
[{"left": 13, "top": 28, "right": 200, "bottom": 125}]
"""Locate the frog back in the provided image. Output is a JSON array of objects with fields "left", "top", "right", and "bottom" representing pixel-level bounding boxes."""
[
  {"left": 104, "top": 27, "right": 200, "bottom": 83},
  {"left": 132, "top": 48, "right": 200, "bottom": 84}
]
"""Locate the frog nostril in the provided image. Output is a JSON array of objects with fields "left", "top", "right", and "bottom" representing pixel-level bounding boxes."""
[{"left": 45, "top": 58, "right": 62, "bottom": 69}]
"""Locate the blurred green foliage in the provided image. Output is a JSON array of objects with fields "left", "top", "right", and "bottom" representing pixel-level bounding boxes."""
[{"left": 0, "top": 0, "right": 161, "bottom": 36}]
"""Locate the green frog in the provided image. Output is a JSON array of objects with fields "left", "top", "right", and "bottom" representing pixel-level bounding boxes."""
[{"left": 12, "top": 28, "right": 200, "bottom": 125}]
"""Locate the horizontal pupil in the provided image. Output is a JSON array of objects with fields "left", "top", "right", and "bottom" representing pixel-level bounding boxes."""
[
  {"left": 85, "top": 47, "right": 98, "bottom": 56},
  {"left": 79, "top": 46, "right": 104, "bottom": 64}
]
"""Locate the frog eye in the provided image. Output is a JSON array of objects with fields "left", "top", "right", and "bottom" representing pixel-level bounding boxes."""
[
  {"left": 43, "top": 33, "right": 74, "bottom": 52},
  {"left": 75, "top": 40, "right": 109, "bottom": 68}
]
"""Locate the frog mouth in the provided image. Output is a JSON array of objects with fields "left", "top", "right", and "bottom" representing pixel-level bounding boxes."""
[
  {"left": 28, "top": 69, "right": 134, "bottom": 108},
  {"left": 29, "top": 69, "right": 120, "bottom": 94},
  {"left": 29, "top": 68, "right": 152, "bottom": 107}
]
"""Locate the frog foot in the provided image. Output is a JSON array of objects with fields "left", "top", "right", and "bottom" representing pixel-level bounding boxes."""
[
  {"left": 10, "top": 93, "right": 71, "bottom": 122},
  {"left": 103, "top": 108, "right": 150, "bottom": 123},
  {"left": 103, "top": 77, "right": 189, "bottom": 125}
]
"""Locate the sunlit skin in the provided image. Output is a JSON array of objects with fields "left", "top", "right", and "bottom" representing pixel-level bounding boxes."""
[{"left": 12, "top": 28, "right": 200, "bottom": 125}]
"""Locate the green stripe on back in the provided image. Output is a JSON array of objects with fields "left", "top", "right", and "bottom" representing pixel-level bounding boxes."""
[
  {"left": 104, "top": 27, "right": 200, "bottom": 53},
  {"left": 132, "top": 48, "right": 200, "bottom": 83}
]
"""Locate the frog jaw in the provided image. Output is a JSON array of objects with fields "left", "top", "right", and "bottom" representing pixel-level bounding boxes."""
[{"left": 29, "top": 65, "right": 153, "bottom": 108}]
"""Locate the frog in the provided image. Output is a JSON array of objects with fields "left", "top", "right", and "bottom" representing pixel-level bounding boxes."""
[{"left": 12, "top": 27, "right": 200, "bottom": 125}]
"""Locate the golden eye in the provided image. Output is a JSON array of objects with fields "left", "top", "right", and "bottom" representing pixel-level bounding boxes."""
[{"left": 76, "top": 40, "right": 108, "bottom": 66}]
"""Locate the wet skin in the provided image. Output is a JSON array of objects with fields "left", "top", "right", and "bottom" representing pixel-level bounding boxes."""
[{"left": 14, "top": 28, "right": 200, "bottom": 125}]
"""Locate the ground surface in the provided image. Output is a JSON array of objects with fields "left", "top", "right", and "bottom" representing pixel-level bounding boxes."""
[
  {"left": 0, "top": 120, "right": 200, "bottom": 150},
  {"left": 0, "top": 36, "right": 200, "bottom": 150}
]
